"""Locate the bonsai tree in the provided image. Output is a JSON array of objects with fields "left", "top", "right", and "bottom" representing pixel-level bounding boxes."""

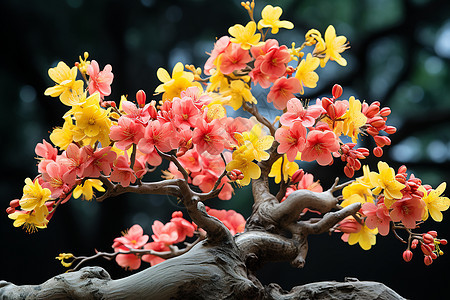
[{"left": 2, "top": 1, "right": 448, "bottom": 299}]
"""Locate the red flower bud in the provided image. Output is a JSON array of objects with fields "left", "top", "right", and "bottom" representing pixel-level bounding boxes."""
[
  {"left": 9, "top": 199, "right": 20, "bottom": 208},
  {"left": 286, "top": 66, "right": 295, "bottom": 75},
  {"left": 344, "top": 165, "right": 354, "bottom": 178},
  {"left": 369, "top": 116, "right": 385, "bottom": 128},
  {"left": 411, "top": 239, "right": 418, "bottom": 249},
  {"left": 427, "top": 231, "right": 438, "bottom": 238},
  {"left": 365, "top": 105, "right": 380, "bottom": 119},
  {"left": 326, "top": 104, "right": 336, "bottom": 120},
  {"left": 136, "top": 90, "right": 146, "bottom": 108},
  {"left": 424, "top": 255, "right": 433, "bottom": 266},
  {"left": 374, "top": 135, "right": 391, "bottom": 147},
  {"left": 402, "top": 249, "right": 413, "bottom": 262},
  {"left": 384, "top": 125, "right": 397, "bottom": 135},
  {"left": 6, "top": 207, "right": 15, "bottom": 214},
  {"left": 291, "top": 169, "right": 304, "bottom": 184},
  {"left": 439, "top": 239, "right": 447, "bottom": 245},
  {"left": 373, "top": 146, "right": 383, "bottom": 157},
  {"left": 421, "top": 243, "right": 433, "bottom": 256},
  {"left": 332, "top": 84, "right": 343, "bottom": 99},
  {"left": 356, "top": 147, "right": 370, "bottom": 156},
  {"left": 172, "top": 211, "right": 183, "bottom": 219},
  {"left": 423, "top": 233, "right": 435, "bottom": 244},
  {"left": 366, "top": 126, "right": 379, "bottom": 136},
  {"left": 379, "top": 107, "right": 391, "bottom": 117}
]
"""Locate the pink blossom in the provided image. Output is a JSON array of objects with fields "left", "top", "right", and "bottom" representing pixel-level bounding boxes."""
[
  {"left": 140, "top": 148, "right": 162, "bottom": 167},
  {"left": 35, "top": 139, "right": 57, "bottom": 161},
  {"left": 219, "top": 43, "right": 252, "bottom": 74},
  {"left": 132, "top": 155, "right": 147, "bottom": 179},
  {"left": 275, "top": 123, "right": 307, "bottom": 162},
  {"left": 180, "top": 86, "right": 212, "bottom": 109},
  {"left": 64, "top": 143, "right": 88, "bottom": 178},
  {"left": 192, "top": 119, "right": 226, "bottom": 155},
  {"left": 192, "top": 172, "right": 233, "bottom": 200},
  {"left": 41, "top": 159, "right": 76, "bottom": 198},
  {"left": 204, "top": 36, "right": 231, "bottom": 75},
  {"left": 298, "top": 173, "right": 323, "bottom": 192},
  {"left": 110, "top": 155, "right": 136, "bottom": 187},
  {"left": 121, "top": 100, "right": 152, "bottom": 124},
  {"left": 138, "top": 120, "right": 175, "bottom": 154},
  {"left": 112, "top": 224, "right": 148, "bottom": 271},
  {"left": 87, "top": 60, "right": 114, "bottom": 98},
  {"left": 362, "top": 201, "right": 391, "bottom": 236},
  {"left": 268, "top": 78, "right": 302, "bottom": 110},
  {"left": 170, "top": 211, "right": 195, "bottom": 243},
  {"left": 301, "top": 130, "right": 340, "bottom": 166},
  {"left": 172, "top": 96, "right": 201, "bottom": 130},
  {"left": 151, "top": 220, "right": 179, "bottom": 245},
  {"left": 205, "top": 207, "right": 246, "bottom": 235},
  {"left": 255, "top": 45, "right": 290, "bottom": 77},
  {"left": 114, "top": 246, "right": 141, "bottom": 270},
  {"left": 224, "top": 117, "right": 252, "bottom": 148},
  {"left": 249, "top": 67, "right": 275, "bottom": 88},
  {"left": 112, "top": 224, "right": 149, "bottom": 249},
  {"left": 280, "top": 98, "right": 325, "bottom": 127},
  {"left": 82, "top": 146, "right": 117, "bottom": 177},
  {"left": 141, "top": 242, "right": 170, "bottom": 266},
  {"left": 390, "top": 195, "right": 426, "bottom": 229},
  {"left": 109, "top": 116, "right": 145, "bottom": 150},
  {"left": 178, "top": 149, "right": 202, "bottom": 172},
  {"left": 250, "top": 39, "right": 279, "bottom": 59}
]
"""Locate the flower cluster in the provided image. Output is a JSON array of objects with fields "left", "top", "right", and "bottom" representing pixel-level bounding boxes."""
[
  {"left": 110, "top": 209, "right": 245, "bottom": 270},
  {"left": 336, "top": 162, "right": 450, "bottom": 264}
]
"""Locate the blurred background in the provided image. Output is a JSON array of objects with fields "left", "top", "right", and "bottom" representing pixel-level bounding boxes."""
[{"left": 1, "top": 0, "right": 450, "bottom": 298}]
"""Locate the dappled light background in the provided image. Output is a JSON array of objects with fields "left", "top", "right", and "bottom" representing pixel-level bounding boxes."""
[{"left": 1, "top": 0, "right": 450, "bottom": 299}]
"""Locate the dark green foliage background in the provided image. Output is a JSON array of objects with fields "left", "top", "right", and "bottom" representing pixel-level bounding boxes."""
[{"left": 1, "top": 0, "right": 450, "bottom": 298}]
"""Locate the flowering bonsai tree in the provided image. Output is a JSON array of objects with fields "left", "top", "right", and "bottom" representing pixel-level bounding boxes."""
[{"left": 2, "top": 1, "right": 449, "bottom": 299}]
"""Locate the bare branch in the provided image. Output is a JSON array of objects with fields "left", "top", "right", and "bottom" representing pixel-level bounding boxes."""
[
  {"left": 155, "top": 146, "right": 189, "bottom": 182},
  {"left": 242, "top": 101, "right": 276, "bottom": 137}
]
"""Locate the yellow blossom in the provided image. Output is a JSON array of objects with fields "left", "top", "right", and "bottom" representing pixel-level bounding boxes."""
[
  {"left": 19, "top": 178, "right": 52, "bottom": 211},
  {"left": 369, "top": 161, "right": 405, "bottom": 208},
  {"left": 226, "top": 148, "right": 261, "bottom": 186},
  {"left": 221, "top": 80, "right": 256, "bottom": 110},
  {"left": 56, "top": 253, "right": 74, "bottom": 268},
  {"left": 44, "top": 61, "right": 84, "bottom": 105},
  {"left": 305, "top": 29, "right": 325, "bottom": 47},
  {"left": 237, "top": 123, "right": 274, "bottom": 162},
  {"left": 342, "top": 96, "right": 367, "bottom": 142},
  {"left": 347, "top": 223, "right": 378, "bottom": 250},
  {"left": 314, "top": 25, "right": 350, "bottom": 68},
  {"left": 155, "top": 62, "right": 201, "bottom": 102},
  {"left": 229, "top": 21, "right": 264, "bottom": 50},
  {"left": 419, "top": 182, "right": 450, "bottom": 222},
  {"left": 9, "top": 205, "right": 49, "bottom": 233},
  {"left": 73, "top": 179, "right": 105, "bottom": 201},
  {"left": 257, "top": 5, "right": 294, "bottom": 34},
  {"left": 295, "top": 53, "right": 320, "bottom": 94},
  {"left": 50, "top": 116, "right": 77, "bottom": 150},
  {"left": 341, "top": 181, "right": 373, "bottom": 207},
  {"left": 72, "top": 93, "right": 111, "bottom": 146},
  {"left": 269, "top": 155, "right": 299, "bottom": 184},
  {"left": 207, "top": 68, "right": 229, "bottom": 92}
]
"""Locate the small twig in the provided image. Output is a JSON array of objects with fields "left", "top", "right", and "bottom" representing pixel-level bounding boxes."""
[
  {"left": 242, "top": 101, "right": 276, "bottom": 136},
  {"left": 66, "top": 236, "right": 205, "bottom": 272},
  {"left": 154, "top": 146, "right": 189, "bottom": 182},
  {"left": 210, "top": 153, "right": 228, "bottom": 192}
]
